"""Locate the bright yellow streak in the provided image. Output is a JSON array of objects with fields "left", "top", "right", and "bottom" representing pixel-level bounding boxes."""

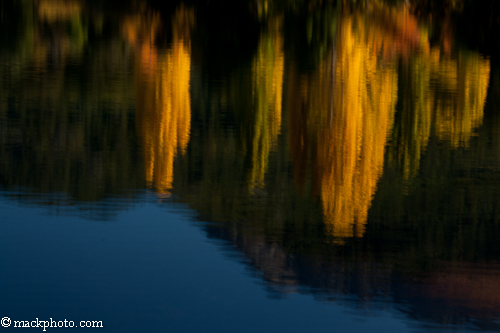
[
  {"left": 316, "top": 16, "right": 398, "bottom": 242},
  {"left": 131, "top": 6, "right": 194, "bottom": 195},
  {"left": 288, "top": 14, "right": 398, "bottom": 243}
]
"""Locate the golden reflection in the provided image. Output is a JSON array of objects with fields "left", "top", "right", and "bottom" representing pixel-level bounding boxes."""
[
  {"left": 248, "top": 17, "right": 284, "bottom": 190},
  {"left": 126, "top": 6, "right": 194, "bottom": 195},
  {"left": 288, "top": 14, "right": 398, "bottom": 243}
]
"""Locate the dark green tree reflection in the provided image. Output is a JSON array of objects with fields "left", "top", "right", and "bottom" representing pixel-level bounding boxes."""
[{"left": 0, "top": 0, "right": 144, "bottom": 203}]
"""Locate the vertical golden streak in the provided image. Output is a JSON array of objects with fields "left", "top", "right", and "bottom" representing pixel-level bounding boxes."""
[
  {"left": 131, "top": 6, "right": 193, "bottom": 195},
  {"left": 249, "top": 17, "right": 284, "bottom": 190},
  {"left": 302, "top": 15, "right": 397, "bottom": 242}
]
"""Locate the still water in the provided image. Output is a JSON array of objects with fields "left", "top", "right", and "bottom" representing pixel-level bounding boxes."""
[{"left": 1, "top": 0, "right": 500, "bottom": 331}]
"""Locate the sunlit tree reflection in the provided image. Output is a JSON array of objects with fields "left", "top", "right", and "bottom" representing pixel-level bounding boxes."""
[
  {"left": 126, "top": 5, "right": 194, "bottom": 196},
  {"left": 288, "top": 14, "right": 398, "bottom": 242}
]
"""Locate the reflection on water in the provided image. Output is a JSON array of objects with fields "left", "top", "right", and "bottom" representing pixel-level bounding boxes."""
[
  {"left": 0, "top": 0, "right": 142, "bottom": 203},
  {"left": 126, "top": 5, "right": 194, "bottom": 195},
  {"left": 1, "top": 0, "right": 499, "bottom": 331},
  {"left": 287, "top": 13, "right": 398, "bottom": 241},
  {"left": 248, "top": 16, "right": 284, "bottom": 191},
  {"left": 207, "top": 222, "right": 500, "bottom": 330},
  {"left": 389, "top": 48, "right": 490, "bottom": 180},
  {"left": 431, "top": 50, "right": 489, "bottom": 147}
]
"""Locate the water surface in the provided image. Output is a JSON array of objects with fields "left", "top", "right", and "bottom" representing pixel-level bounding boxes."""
[{"left": 1, "top": 0, "right": 500, "bottom": 331}]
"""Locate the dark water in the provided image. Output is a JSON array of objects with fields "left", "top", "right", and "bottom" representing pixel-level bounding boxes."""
[{"left": 1, "top": 0, "right": 500, "bottom": 332}]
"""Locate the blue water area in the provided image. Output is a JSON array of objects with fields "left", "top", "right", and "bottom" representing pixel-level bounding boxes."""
[{"left": 0, "top": 194, "right": 423, "bottom": 333}]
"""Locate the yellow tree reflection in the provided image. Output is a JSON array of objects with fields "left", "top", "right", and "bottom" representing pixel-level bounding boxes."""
[
  {"left": 289, "top": 14, "right": 398, "bottom": 243},
  {"left": 125, "top": 6, "right": 194, "bottom": 195},
  {"left": 248, "top": 17, "right": 285, "bottom": 190},
  {"left": 317, "top": 16, "right": 398, "bottom": 241},
  {"left": 286, "top": 6, "right": 491, "bottom": 241},
  {"left": 368, "top": 4, "right": 432, "bottom": 183}
]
